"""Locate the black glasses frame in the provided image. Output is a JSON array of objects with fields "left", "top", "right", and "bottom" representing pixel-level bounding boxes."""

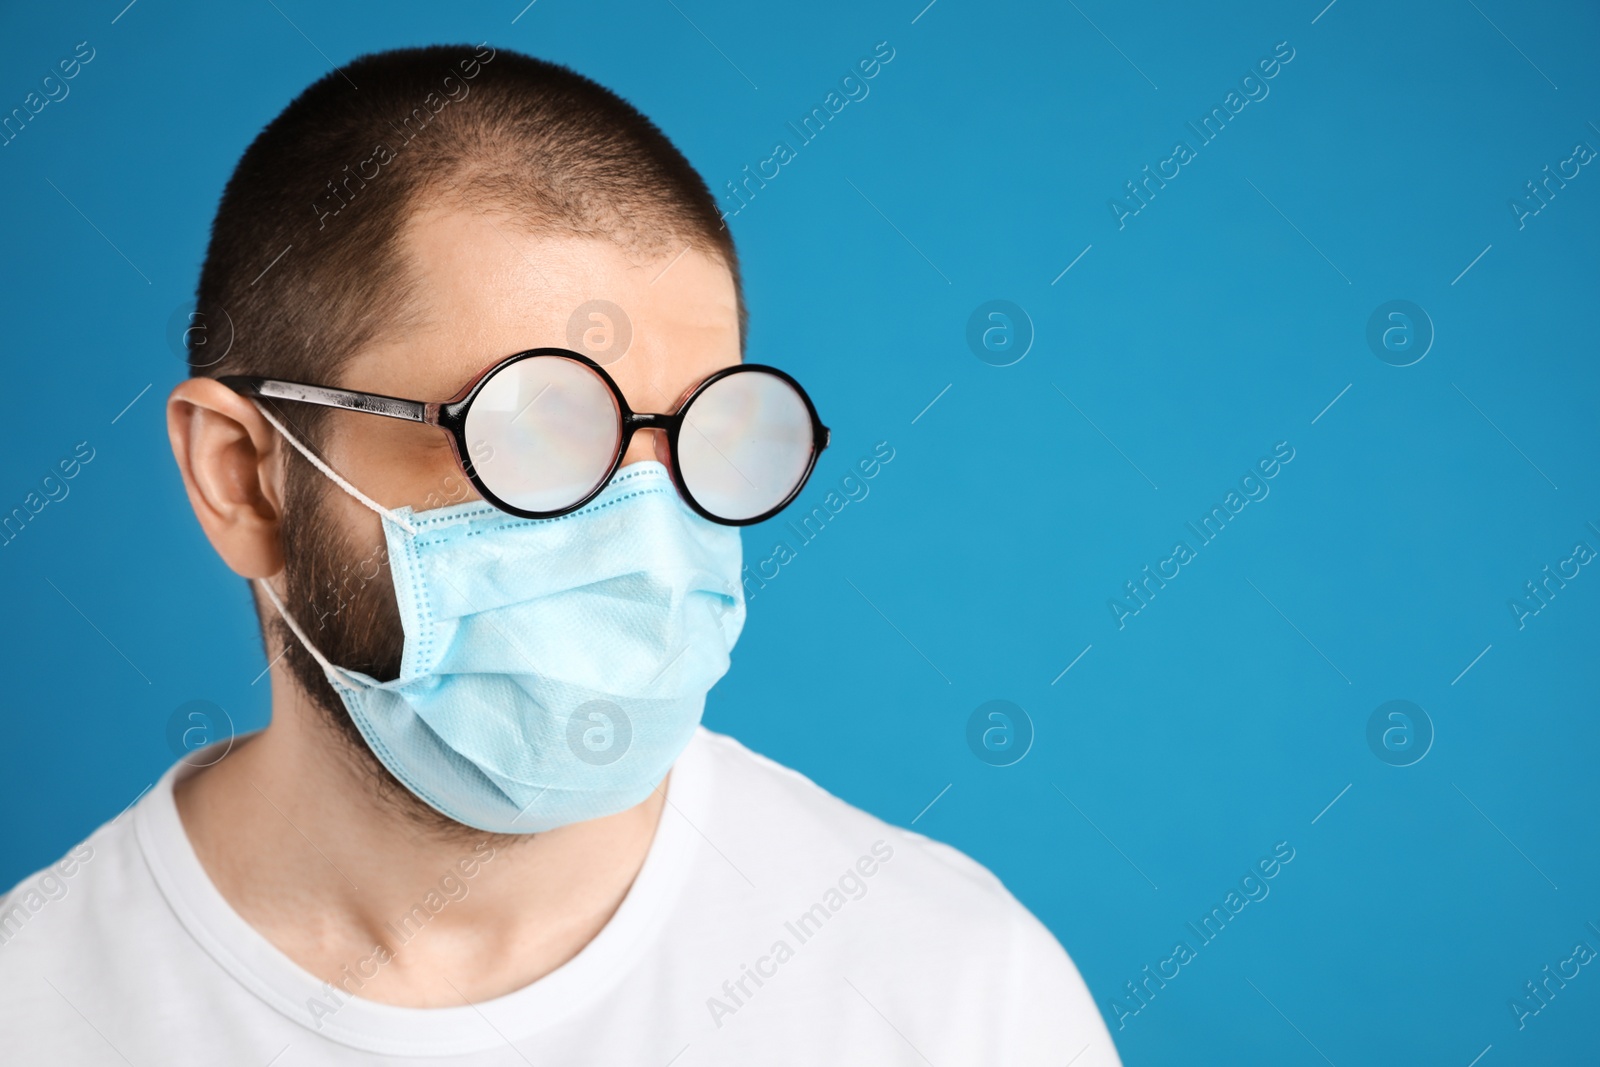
[{"left": 220, "top": 347, "right": 831, "bottom": 526}]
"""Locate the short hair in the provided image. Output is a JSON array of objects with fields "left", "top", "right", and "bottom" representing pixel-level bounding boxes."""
[{"left": 188, "top": 42, "right": 744, "bottom": 430}]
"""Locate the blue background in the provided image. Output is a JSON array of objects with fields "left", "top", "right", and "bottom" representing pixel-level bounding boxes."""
[{"left": 2, "top": 0, "right": 1597, "bottom": 1062}]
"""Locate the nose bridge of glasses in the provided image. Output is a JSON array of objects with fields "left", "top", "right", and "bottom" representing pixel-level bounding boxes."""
[
  {"left": 617, "top": 410, "right": 675, "bottom": 469},
  {"left": 624, "top": 411, "right": 677, "bottom": 431}
]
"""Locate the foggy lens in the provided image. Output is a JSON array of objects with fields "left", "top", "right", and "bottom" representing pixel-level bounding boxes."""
[
  {"left": 678, "top": 371, "right": 814, "bottom": 521},
  {"left": 464, "top": 356, "right": 620, "bottom": 513}
]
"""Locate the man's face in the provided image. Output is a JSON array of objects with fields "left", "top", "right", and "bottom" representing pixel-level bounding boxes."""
[{"left": 276, "top": 205, "right": 740, "bottom": 822}]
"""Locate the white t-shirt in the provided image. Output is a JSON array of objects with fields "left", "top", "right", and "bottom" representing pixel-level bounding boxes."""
[{"left": 0, "top": 727, "right": 1120, "bottom": 1065}]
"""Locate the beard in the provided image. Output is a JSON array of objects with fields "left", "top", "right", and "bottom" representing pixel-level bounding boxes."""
[{"left": 271, "top": 448, "right": 516, "bottom": 843}]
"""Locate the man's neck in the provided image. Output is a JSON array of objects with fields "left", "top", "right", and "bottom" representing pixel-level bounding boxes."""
[{"left": 172, "top": 689, "right": 667, "bottom": 1008}]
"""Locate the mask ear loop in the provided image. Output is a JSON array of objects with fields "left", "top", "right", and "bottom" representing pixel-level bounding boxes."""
[
  {"left": 248, "top": 398, "right": 415, "bottom": 692},
  {"left": 254, "top": 576, "right": 369, "bottom": 691},
  {"left": 249, "top": 399, "right": 419, "bottom": 536}
]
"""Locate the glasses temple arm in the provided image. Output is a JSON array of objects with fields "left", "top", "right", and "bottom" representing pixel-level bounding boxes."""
[{"left": 219, "top": 376, "right": 428, "bottom": 423}]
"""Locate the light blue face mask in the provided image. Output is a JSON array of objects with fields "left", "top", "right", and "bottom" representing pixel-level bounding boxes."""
[{"left": 255, "top": 407, "right": 746, "bottom": 834}]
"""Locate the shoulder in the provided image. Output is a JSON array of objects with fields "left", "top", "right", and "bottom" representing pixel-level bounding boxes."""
[
  {"left": 0, "top": 807, "right": 169, "bottom": 1035},
  {"left": 687, "top": 729, "right": 1122, "bottom": 1063},
  {"left": 694, "top": 726, "right": 1013, "bottom": 902},
  {"left": 691, "top": 729, "right": 1126, "bottom": 1062},
  {"left": 1, "top": 810, "right": 146, "bottom": 958}
]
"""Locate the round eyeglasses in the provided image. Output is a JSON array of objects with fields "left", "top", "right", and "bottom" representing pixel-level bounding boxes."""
[{"left": 221, "top": 349, "right": 831, "bottom": 526}]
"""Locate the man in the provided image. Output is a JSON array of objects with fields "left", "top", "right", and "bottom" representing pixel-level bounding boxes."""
[{"left": 0, "top": 44, "right": 1120, "bottom": 1065}]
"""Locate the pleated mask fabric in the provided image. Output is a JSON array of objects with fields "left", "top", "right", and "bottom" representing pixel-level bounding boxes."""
[{"left": 255, "top": 422, "right": 746, "bottom": 834}]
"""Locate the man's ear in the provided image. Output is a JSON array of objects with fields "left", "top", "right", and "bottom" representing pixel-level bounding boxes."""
[{"left": 166, "top": 378, "right": 288, "bottom": 579}]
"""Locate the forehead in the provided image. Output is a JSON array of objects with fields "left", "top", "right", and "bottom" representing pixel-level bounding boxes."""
[{"left": 340, "top": 205, "right": 740, "bottom": 412}]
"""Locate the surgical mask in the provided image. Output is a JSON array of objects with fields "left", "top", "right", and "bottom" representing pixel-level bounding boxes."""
[{"left": 254, "top": 406, "right": 746, "bottom": 834}]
